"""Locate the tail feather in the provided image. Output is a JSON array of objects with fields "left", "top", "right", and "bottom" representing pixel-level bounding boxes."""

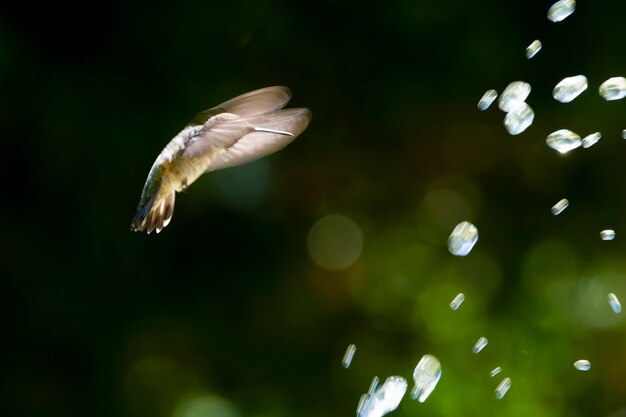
[
  {"left": 162, "top": 192, "right": 175, "bottom": 228},
  {"left": 130, "top": 186, "right": 176, "bottom": 234}
]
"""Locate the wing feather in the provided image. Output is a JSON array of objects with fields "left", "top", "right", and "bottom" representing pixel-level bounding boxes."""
[
  {"left": 182, "top": 115, "right": 255, "bottom": 160},
  {"left": 204, "top": 108, "right": 311, "bottom": 172},
  {"left": 188, "top": 86, "right": 292, "bottom": 126}
]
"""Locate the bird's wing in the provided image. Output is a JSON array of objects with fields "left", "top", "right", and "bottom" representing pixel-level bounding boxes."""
[
  {"left": 181, "top": 108, "right": 311, "bottom": 172},
  {"left": 187, "top": 86, "right": 292, "bottom": 126},
  {"left": 181, "top": 114, "right": 256, "bottom": 161},
  {"left": 207, "top": 108, "right": 311, "bottom": 172}
]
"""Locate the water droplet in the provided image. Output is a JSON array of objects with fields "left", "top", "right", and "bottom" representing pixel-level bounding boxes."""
[
  {"left": 448, "top": 221, "right": 479, "bottom": 256},
  {"left": 600, "top": 230, "right": 616, "bottom": 241},
  {"left": 551, "top": 198, "right": 569, "bottom": 215},
  {"left": 526, "top": 40, "right": 542, "bottom": 59},
  {"left": 358, "top": 376, "right": 407, "bottom": 417},
  {"left": 357, "top": 394, "right": 369, "bottom": 417},
  {"left": 553, "top": 75, "right": 588, "bottom": 103},
  {"left": 495, "top": 377, "right": 512, "bottom": 399},
  {"left": 582, "top": 132, "right": 601, "bottom": 148},
  {"left": 450, "top": 293, "right": 465, "bottom": 311},
  {"left": 357, "top": 377, "right": 380, "bottom": 417},
  {"left": 504, "top": 102, "right": 534, "bottom": 135},
  {"left": 368, "top": 377, "right": 380, "bottom": 396},
  {"left": 608, "top": 293, "right": 622, "bottom": 313},
  {"left": 472, "top": 337, "right": 488, "bottom": 354},
  {"left": 173, "top": 394, "right": 239, "bottom": 417},
  {"left": 546, "top": 129, "right": 582, "bottom": 154},
  {"left": 490, "top": 367, "right": 502, "bottom": 377},
  {"left": 599, "top": 77, "right": 626, "bottom": 101},
  {"left": 478, "top": 89, "right": 498, "bottom": 110},
  {"left": 498, "top": 81, "right": 531, "bottom": 112},
  {"left": 622, "top": 129, "right": 626, "bottom": 140},
  {"left": 574, "top": 359, "right": 591, "bottom": 371},
  {"left": 411, "top": 354, "right": 442, "bottom": 403},
  {"left": 307, "top": 214, "right": 363, "bottom": 270},
  {"left": 547, "top": 0, "right": 576, "bottom": 22},
  {"left": 342, "top": 344, "right": 357, "bottom": 368}
]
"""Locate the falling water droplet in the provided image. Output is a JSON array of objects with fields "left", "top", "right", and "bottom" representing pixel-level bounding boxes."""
[
  {"left": 357, "top": 394, "right": 369, "bottom": 417},
  {"left": 599, "top": 77, "right": 626, "bottom": 101},
  {"left": 495, "top": 377, "right": 512, "bottom": 399},
  {"left": 546, "top": 129, "right": 582, "bottom": 154},
  {"left": 547, "top": 0, "right": 576, "bottom": 22},
  {"left": 582, "top": 132, "right": 601, "bottom": 148},
  {"left": 450, "top": 293, "right": 465, "bottom": 311},
  {"left": 357, "top": 377, "right": 380, "bottom": 417},
  {"left": 472, "top": 337, "right": 489, "bottom": 354},
  {"left": 342, "top": 344, "right": 357, "bottom": 368},
  {"left": 608, "top": 293, "right": 621, "bottom": 313},
  {"left": 504, "top": 102, "right": 534, "bottom": 135},
  {"left": 600, "top": 230, "right": 616, "bottom": 241},
  {"left": 551, "top": 198, "right": 569, "bottom": 215},
  {"left": 526, "top": 40, "right": 542, "bottom": 59},
  {"left": 448, "top": 222, "right": 479, "bottom": 256},
  {"left": 490, "top": 367, "right": 502, "bottom": 377},
  {"left": 358, "top": 376, "right": 407, "bottom": 417},
  {"left": 411, "top": 354, "right": 442, "bottom": 403},
  {"left": 367, "top": 377, "right": 380, "bottom": 396},
  {"left": 498, "top": 81, "right": 531, "bottom": 112},
  {"left": 574, "top": 360, "right": 591, "bottom": 371},
  {"left": 553, "top": 75, "right": 588, "bottom": 103},
  {"left": 478, "top": 89, "right": 498, "bottom": 110}
]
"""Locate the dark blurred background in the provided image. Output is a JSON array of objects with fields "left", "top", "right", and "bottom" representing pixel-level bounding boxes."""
[{"left": 1, "top": 0, "right": 626, "bottom": 416}]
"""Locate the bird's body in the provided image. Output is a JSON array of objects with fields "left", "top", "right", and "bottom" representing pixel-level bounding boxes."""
[{"left": 130, "top": 86, "right": 311, "bottom": 234}]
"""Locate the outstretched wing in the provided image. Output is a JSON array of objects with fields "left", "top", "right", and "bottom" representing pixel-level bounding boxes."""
[
  {"left": 187, "top": 86, "right": 292, "bottom": 127},
  {"left": 181, "top": 108, "right": 311, "bottom": 172},
  {"left": 182, "top": 114, "right": 257, "bottom": 162}
]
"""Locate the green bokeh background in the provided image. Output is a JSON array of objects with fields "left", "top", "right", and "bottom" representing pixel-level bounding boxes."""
[{"left": 1, "top": 1, "right": 626, "bottom": 416}]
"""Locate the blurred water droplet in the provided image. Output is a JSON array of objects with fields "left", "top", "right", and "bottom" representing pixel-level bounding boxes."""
[
  {"left": 357, "top": 377, "right": 380, "bottom": 416},
  {"left": 342, "top": 344, "right": 357, "bottom": 368},
  {"left": 478, "top": 89, "right": 498, "bottom": 110},
  {"left": 358, "top": 376, "right": 407, "bottom": 417},
  {"left": 450, "top": 293, "right": 465, "bottom": 311},
  {"left": 448, "top": 221, "right": 479, "bottom": 256},
  {"left": 622, "top": 129, "right": 626, "bottom": 140},
  {"left": 574, "top": 359, "right": 591, "bottom": 371},
  {"left": 582, "top": 132, "right": 601, "bottom": 148},
  {"left": 547, "top": 0, "right": 576, "bottom": 22},
  {"left": 504, "top": 102, "right": 534, "bottom": 135},
  {"left": 495, "top": 377, "right": 512, "bottom": 399},
  {"left": 411, "top": 354, "right": 442, "bottom": 403},
  {"left": 498, "top": 81, "right": 531, "bottom": 112},
  {"left": 490, "top": 367, "right": 502, "bottom": 377},
  {"left": 368, "top": 377, "right": 380, "bottom": 396},
  {"left": 526, "top": 40, "right": 542, "bottom": 59},
  {"left": 608, "top": 293, "right": 622, "bottom": 313},
  {"left": 308, "top": 214, "right": 363, "bottom": 270},
  {"left": 599, "top": 77, "right": 626, "bottom": 101},
  {"left": 173, "top": 394, "right": 239, "bottom": 417},
  {"left": 357, "top": 394, "right": 369, "bottom": 417},
  {"left": 551, "top": 198, "right": 569, "bottom": 215},
  {"left": 472, "top": 337, "right": 488, "bottom": 354},
  {"left": 546, "top": 129, "right": 582, "bottom": 154},
  {"left": 600, "top": 230, "right": 616, "bottom": 241},
  {"left": 553, "top": 75, "right": 588, "bottom": 103}
]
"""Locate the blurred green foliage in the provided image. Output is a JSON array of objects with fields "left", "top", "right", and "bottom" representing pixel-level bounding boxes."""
[{"left": 1, "top": 1, "right": 626, "bottom": 417}]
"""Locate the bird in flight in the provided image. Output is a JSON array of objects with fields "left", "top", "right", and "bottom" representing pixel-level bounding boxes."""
[{"left": 130, "top": 86, "right": 311, "bottom": 234}]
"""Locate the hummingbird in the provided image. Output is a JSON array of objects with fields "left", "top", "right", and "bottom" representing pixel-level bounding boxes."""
[{"left": 130, "top": 86, "right": 311, "bottom": 234}]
